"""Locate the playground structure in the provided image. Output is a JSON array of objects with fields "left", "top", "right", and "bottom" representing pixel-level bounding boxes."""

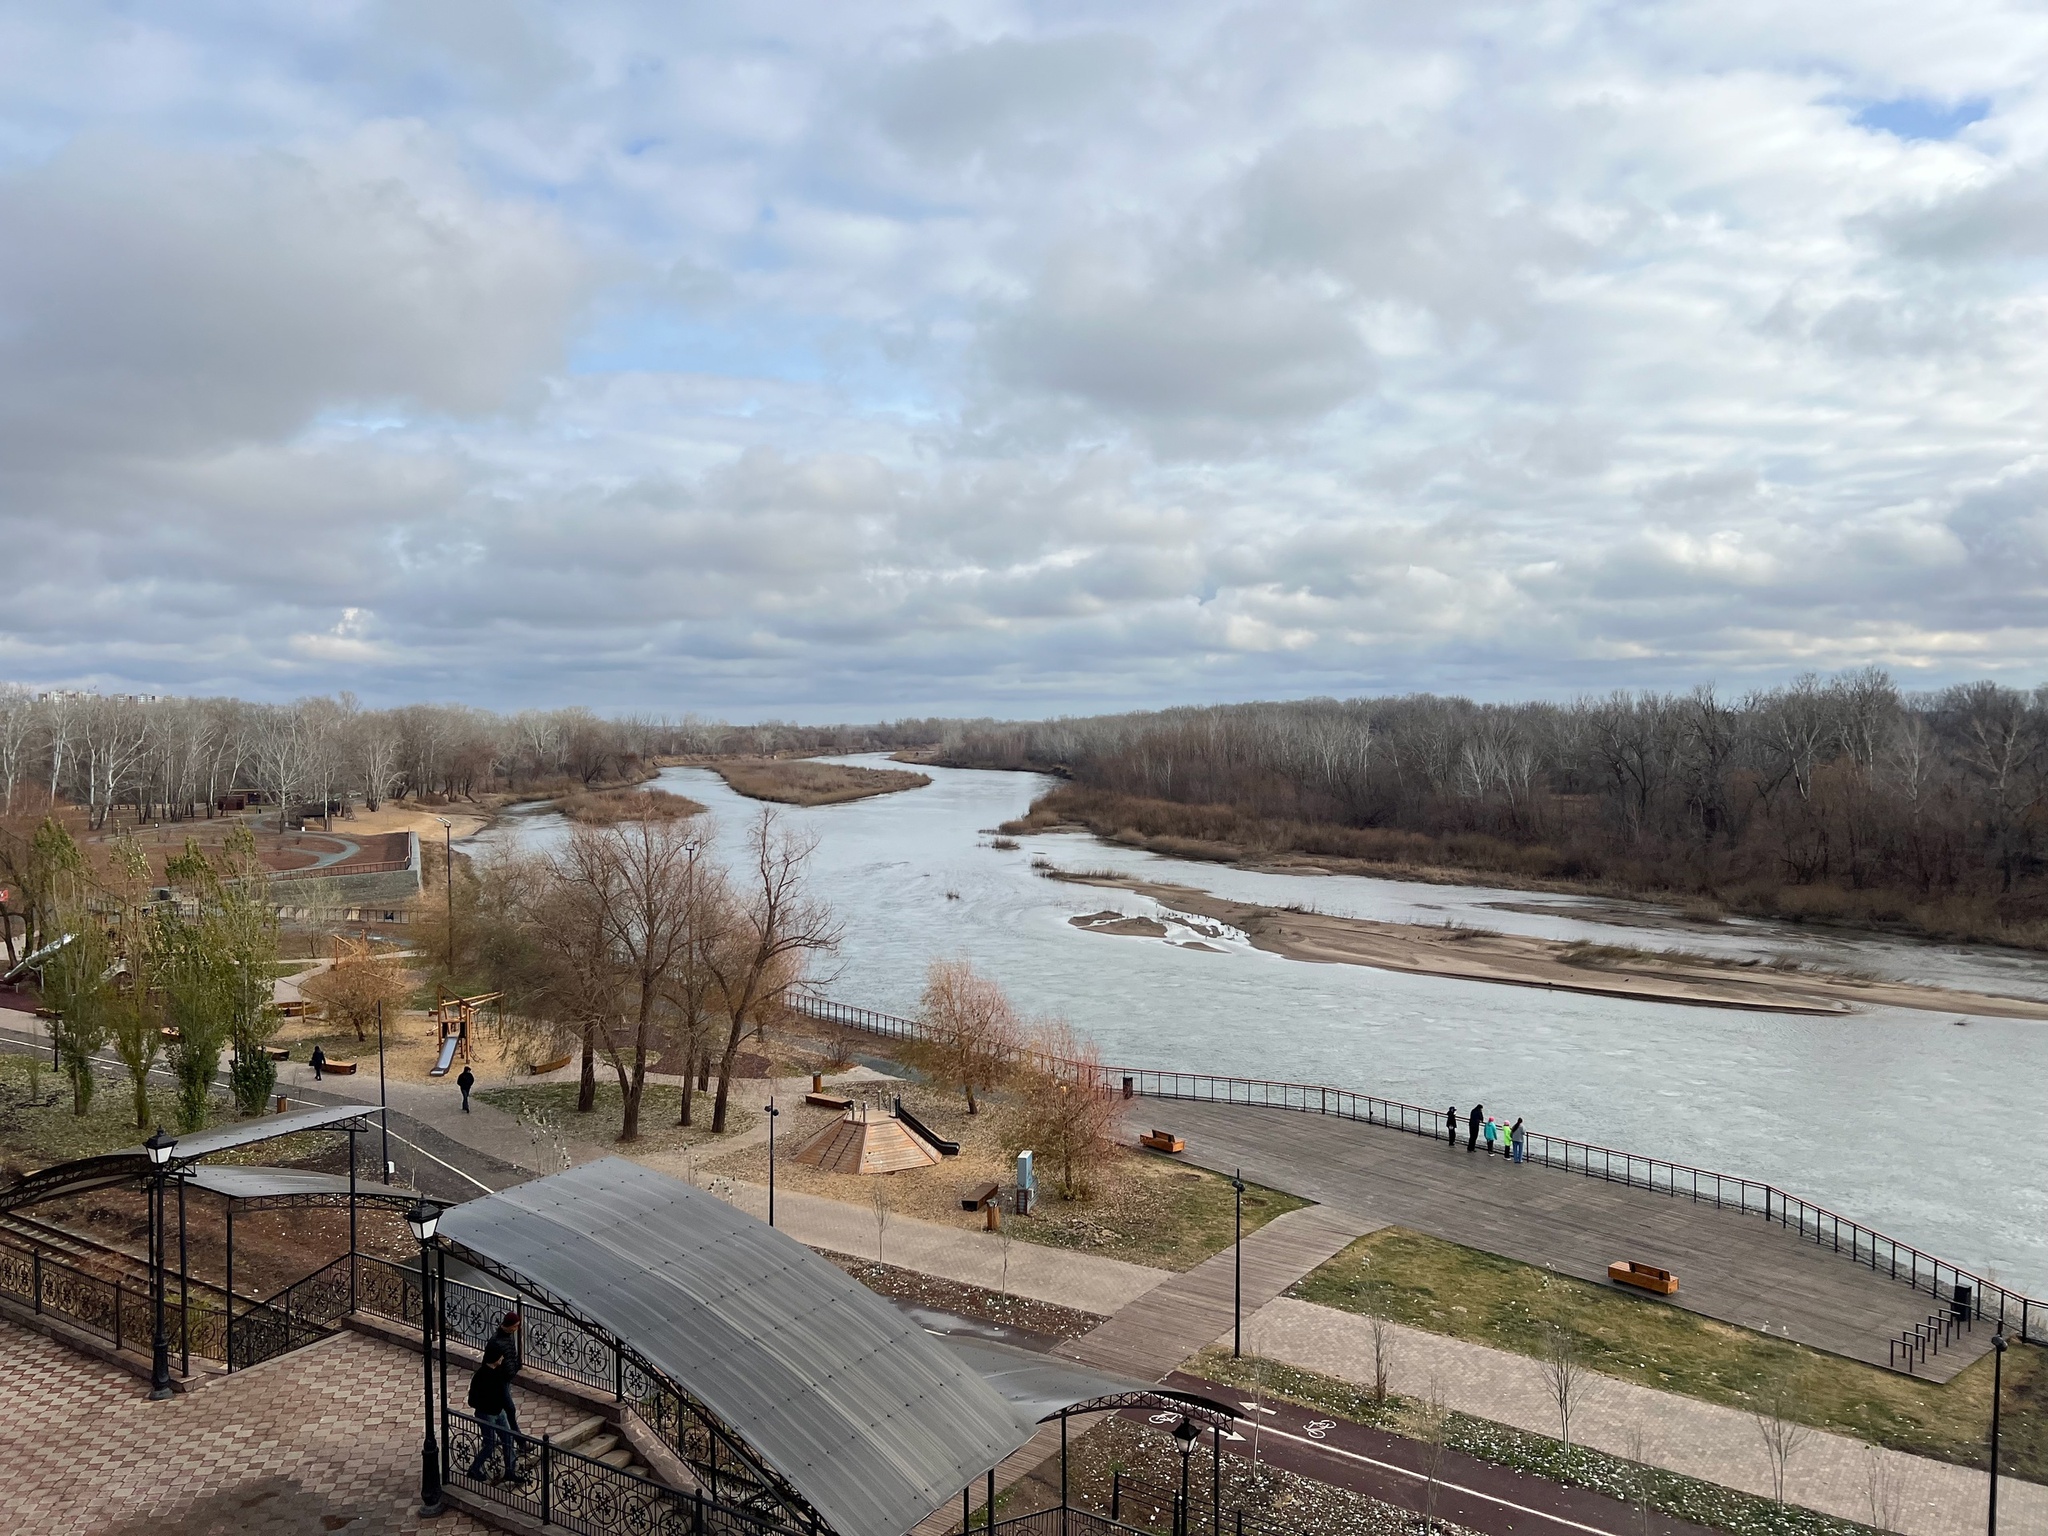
[
  {"left": 792, "top": 1101, "right": 942, "bottom": 1175},
  {"left": 428, "top": 987, "right": 502, "bottom": 1077}
]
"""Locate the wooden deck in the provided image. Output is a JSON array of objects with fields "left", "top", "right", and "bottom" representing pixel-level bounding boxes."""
[{"left": 1151, "top": 1099, "right": 1994, "bottom": 1381}]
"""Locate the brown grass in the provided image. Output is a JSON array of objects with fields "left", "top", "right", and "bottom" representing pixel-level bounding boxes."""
[
  {"left": 557, "top": 786, "right": 707, "bottom": 824},
  {"left": 712, "top": 759, "right": 932, "bottom": 807}
]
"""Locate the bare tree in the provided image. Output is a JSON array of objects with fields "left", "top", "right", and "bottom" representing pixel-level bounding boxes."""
[
  {"left": 1861, "top": 1444, "right": 1904, "bottom": 1533},
  {"left": 301, "top": 944, "right": 412, "bottom": 1042},
  {"left": 1367, "top": 1300, "right": 1394, "bottom": 1406},
  {"left": 703, "top": 809, "right": 840, "bottom": 1132},
  {"left": 1416, "top": 1376, "right": 1451, "bottom": 1530},
  {"left": 871, "top": 1181, "right": 890, "bottom": 1263},
  {"left": 916, "top": 958, "right": 1022, "bottom": 1114},
  {"left": 1751, "top": 1380, "right": 1811, "bottom": 1507},
  {"left": 1009, "top": 1021, "right": 1122, "bottom": 1200},
  {"left": 1541, "top": 1326, "right": 1584, "bottom": 1451}
]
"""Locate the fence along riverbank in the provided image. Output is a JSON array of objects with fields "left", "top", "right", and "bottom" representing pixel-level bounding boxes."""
[{"left": 788, "top": 992, "right": 2042, "bottom": 1348}]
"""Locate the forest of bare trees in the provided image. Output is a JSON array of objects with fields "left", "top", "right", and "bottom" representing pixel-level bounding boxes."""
[
  {"left": 945, "top": 670, "right": 2048, "bottom": 944},
  {"left": 0, "top": 686, "right": 940, "bottom": 828}
]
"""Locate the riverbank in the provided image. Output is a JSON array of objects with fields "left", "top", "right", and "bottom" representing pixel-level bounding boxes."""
[
  {"left": 1054, "top": 870, "right": 2048, "bottom": 1018},
  {"left": 1004, "top": 785, "right": 2048, "bottom": 954}
]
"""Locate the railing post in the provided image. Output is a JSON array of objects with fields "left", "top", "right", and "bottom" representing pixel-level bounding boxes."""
[
  {"left": 113, "top": 1278, "right": 121, "bottom": 1351},
  {"left": 540, "top": 1433, "right": 552, "bottom": 1525},
  {"left": 31, "top": 1250, "right": 40, "bottom": 1314},
  {"left": 1112, "top": 1471, "right": 1121, "bottom": 1520},
  {"left": 615, "top": 1343, "right": 624, "bottom": 1402}
]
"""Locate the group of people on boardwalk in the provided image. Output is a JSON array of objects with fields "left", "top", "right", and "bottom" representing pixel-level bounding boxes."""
[{"left": 1447, "top": 1102, "right": 1525, "bottom": 1162}]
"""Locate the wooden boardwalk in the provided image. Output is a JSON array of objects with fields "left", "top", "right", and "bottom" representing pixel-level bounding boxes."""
[{"left": 1150, "top": 1099, "right": 1993, "bottom": 1381}]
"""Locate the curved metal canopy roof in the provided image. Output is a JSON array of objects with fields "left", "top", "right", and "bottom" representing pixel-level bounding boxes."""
[{"left": 435, "top": 1158, "right": 1203, "bottom": 1536}]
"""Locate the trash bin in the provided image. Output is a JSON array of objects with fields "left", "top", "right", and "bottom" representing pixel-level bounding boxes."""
[
  {"left": 1122, "top": 1075, "right": 1134, "bottom": 1100},
  {"left": 1951, "top": 1285, "right": 1973, "bottom": 1321}
]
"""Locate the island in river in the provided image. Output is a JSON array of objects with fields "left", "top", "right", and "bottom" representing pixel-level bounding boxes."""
[
  {"left": 1061, "top": 872, "right": 2048, "bottom": 1019},
  {"left": 702, "top": 758, "right": 932, "bottom": 807}
]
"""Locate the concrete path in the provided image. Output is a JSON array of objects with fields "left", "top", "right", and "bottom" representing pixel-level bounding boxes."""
[
  {"left": 1153, "top": 1098, "right": 1993, "bottom": 1379},
  {"left": 1059, "top": 1204, "right": 1376, "bottom": 1378},
  {"left": 1244, "top": 1296, "right": 2033, "bottom": 1536}
]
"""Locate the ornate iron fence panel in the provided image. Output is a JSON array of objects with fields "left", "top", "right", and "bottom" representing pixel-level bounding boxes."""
[
  {"left": 444, "top": 1408, "right": 798, "bottom": 1536},
  {"left": 989, "top": 1511, "right": 1151, "bottom": 1536}
]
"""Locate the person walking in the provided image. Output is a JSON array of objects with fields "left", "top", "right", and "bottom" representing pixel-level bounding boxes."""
[
  {"left": 1510, "top": 1116, "right": 1526, "bottom": 1164},
  {"left": 465, "top": 1313, "right": 524, "bottom": 1483},
  {"left": 309, "top": 1044, "right": 326, "bottom": 1082},
  {"left": 1467, "top": 1103, "right": 1483, "bottom": 1152},
  {"left": 1445, "top": 1105, "right": 1458, "bottom": 1147},
  {"left": 457, "top": 1064, "right": 475, "bottom": 1113}
]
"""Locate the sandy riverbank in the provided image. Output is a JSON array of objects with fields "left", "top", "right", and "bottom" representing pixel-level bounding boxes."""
[{"left": 1062, "top": 873, "right": 2048, "bottom": 1019}]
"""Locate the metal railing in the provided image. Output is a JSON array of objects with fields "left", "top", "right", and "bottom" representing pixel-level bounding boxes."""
[
  {"left": 1107, "top": 1470, "right": 1284, "bottom": 1536},
  {"left": 270, "top": 855, "right": 414, "bottom": 881},
  {"left": 787, "top": 992, "right": 2043, "bottom": 1346},
  {"left": 983, "top": 1512, "right": 1150, "bottom": 1536},
  {"left": 0, "top": 1231, "right": 227, "bottom": 1366},
  {"left": 443, "top": 1407, "right": 797, "bottom": 1536}
]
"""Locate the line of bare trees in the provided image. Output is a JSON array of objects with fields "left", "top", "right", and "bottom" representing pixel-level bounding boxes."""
[
  {"left": 947, "top": 669, "right": 2048, "bottom": 940},
  {"left": 0, "top": 685, "right": 947, "bottom": 830},
  {"left": 476, "top": 808, "right": 841, "bottom": 1142}
]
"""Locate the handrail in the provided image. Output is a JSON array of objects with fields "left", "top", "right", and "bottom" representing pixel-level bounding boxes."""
[{"left": 787, "top": 991, "right": 2042, "bottom": 1346}]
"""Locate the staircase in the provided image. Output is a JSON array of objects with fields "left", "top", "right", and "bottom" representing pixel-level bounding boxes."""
[
  {"left": 550, "top": 1415, "right": 657, "bottom": 1482},
  {"left": 0, "top": 1209, "right": 151, "bottom": 1286}
]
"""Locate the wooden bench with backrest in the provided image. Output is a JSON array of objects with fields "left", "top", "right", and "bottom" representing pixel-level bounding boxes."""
[
  {"left": 1139, "top": 1129, "right": 1184, "bottom": 1154},
  {"left": 1608, "top": 1260, "right": 1678, "bottom": 1295},
  {"left": 959, "top": 1180, "right": 1000, "bottom": 1211},
  {"left": 805, "top": 1092, "right": 854, "bottom": 1111}
]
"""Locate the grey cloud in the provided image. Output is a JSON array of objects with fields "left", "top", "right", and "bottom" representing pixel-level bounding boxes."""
[
  {"left": 871, "top": 32, "right": 1151, "bottom": 163},
  {"left": 1874, "top": 162, "right": 2048, "bottom": 262},
  {"left": 0, "top": 133, "right": 587, "bottom": 461}
]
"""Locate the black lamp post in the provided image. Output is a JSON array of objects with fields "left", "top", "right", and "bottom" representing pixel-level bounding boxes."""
[
  {"left": 1989, "top": 1331, "right": 2007, "bottom": 1533},
  {"left": 764, "top": 1096, "right": 780, "bottom": 1227},
  {"left": 407, "top": 1199, "right": 444, "bottom": 1518},
  {"left": 143, "top": 1127, "right": 177, "bottom": 1400},
  {"left": 377, "top": 996, "right": 391, "bottom": 1183},
  {"left": 1232, "top": 1168, "right": 1246, "bottom": 1359},
  {"left": 1171, "top": 1416, "right": 1200, "bottom": 1536}
]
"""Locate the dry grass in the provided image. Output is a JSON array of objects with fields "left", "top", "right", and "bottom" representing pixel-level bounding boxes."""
[
  {"left": 558, "top": 786, "right": 707, "bottom": 824},
  {"left": 699, "top": 1079, "right": 1307, "bottom": 1270},
  {"left": 711, "top": 758, "right": 932, "bottom": 807}
]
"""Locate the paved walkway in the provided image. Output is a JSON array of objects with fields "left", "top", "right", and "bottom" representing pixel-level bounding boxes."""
[
  {"left": 1246, "top": 1296, "right": 2033, "bottom": 1536},
  {"left": 0, "top": 1317, "right": 524, "bottom": 1536},
  {"left": 1154, "top": 1098, "right": 1991, "bottom": 1379}
]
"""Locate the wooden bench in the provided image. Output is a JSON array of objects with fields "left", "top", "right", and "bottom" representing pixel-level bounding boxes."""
[
  {"left": 805, "top": 1092, "right": 853, "bottom": 1111},
  {"left": 322, "top": 1060, "right": 358, "bottom": 1076},
  {"left": 530, "top": 1053, "right": 573, "bottom": 1075},
  {"left": 1140, "top": 1130, "right": 1184, "bottom": 1154},
  {"left": 960, "top": 1181, "right": 1000, "bottom": 1211},
  {"left": 266, "top": 1047, "right": 291, "bottom": 1061},
  {"left": 1608, "top": 1260, "right": 1678, "bottom": 1296}
]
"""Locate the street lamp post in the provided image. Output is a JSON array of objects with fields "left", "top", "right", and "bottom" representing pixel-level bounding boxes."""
[
  {"left": 377, "top": 997, "right": 391, "bottom": 1183},
  {"left": 1989, "top": 1331, "right": 2007, "bottom": 1533},
  {"left": 1232, "top": 1168, "right": 1246, "bottom": 1359},
  {"left": 407, "top": 1199, "right": 445, "bottom": 1518},
  {"left": 764, "top": 1096, "right": 780, "bottom": 1227},
  {"left": 434, "top": 818, "right": 454, "bottom": 978},
  {"left": 144, "top": 1128, "right": 177, "bottom": 1400},
  {"left": 1171, "top": 1416, "right": 1200, "bottom": 1536}
]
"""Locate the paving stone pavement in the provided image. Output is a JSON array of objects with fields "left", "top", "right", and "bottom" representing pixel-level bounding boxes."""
[
  {"left": 0, "top": 1315, "right": 577, "bottom": 1536},
  {"left": 1243, "top": 1296, "right": 2042, "bottom": 1536}
]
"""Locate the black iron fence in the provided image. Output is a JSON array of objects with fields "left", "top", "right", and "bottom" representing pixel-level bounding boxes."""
[
  {"left": 1107, "top": 1470, "right": 1285, "bottom": 1536},
  {"left": 787, "top": 991, "right": 2044, "bottom": 1346},
  {"left": 0, "top": 1231, "right": 227, "bottom": 1366},
  {"left": 983, "top": 1512, "right": 1151, "bottom": 1536}
]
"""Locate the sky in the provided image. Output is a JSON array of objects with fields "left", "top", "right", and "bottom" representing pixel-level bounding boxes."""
[{"left": 3, "top": 2, "right": 2047, "bottom": 719}]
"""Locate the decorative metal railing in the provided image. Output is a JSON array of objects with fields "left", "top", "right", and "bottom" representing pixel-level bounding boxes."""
[
  {"left": 787, "top": 992, "right": 2044, "bottom": 1346},
  {"left": 443, "top": 1407, "right": 796, "bottom": 1536},
  {"left": 982, "top": 1511, "right": 1149, "bottom": 1536},
  {"left": 0, "top": 1231, "right": 227, "bottom": 1366},
  {"left": 1104, "top": 1470, "right": 1283, "bottom": 1536}
]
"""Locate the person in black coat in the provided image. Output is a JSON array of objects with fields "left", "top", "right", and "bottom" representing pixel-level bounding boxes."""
[
  {"left": 456, "top": 1064, "right": 475, "bottom": 1112},
  {"left": 1444, "top": 1105, "right": 1458, "bottom": 1147},
  {"left": 1467, "top": 1102, "right": 1483, "bottom": 1152},
  {"left": 465, "top": 1313, "right": 524, "bottom": 1481},
  {"left": 308, "top": 1044, "right": 326, "bottom": 1081}
]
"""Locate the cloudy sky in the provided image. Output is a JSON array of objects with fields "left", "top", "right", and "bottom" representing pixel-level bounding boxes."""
[{"left": 3, "top": 2, "right": 2046, "bottom": 717}]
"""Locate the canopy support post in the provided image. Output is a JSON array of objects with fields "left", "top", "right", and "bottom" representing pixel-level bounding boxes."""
[
  {"left": 1061, "top": 1412, "right": 1070, "bottom": 1535},
  {"left": 224, "top": 1196, "right": 234, "bottom": 1372},
  {"left": 177, "top": 1176, "right": 188, "bottom": 1377},
  {"left": 348, "top": 1127, "right": 359, "bottom": 1313}
]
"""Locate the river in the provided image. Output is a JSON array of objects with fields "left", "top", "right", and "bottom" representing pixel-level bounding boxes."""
[{"left": 468, "top": 757, "right": 2048, "bottom": 1296}]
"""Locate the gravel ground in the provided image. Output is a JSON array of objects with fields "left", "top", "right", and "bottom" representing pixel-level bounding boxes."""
[{"left": 820, "top": 1249, "right": 1105, "bottom": 1341}]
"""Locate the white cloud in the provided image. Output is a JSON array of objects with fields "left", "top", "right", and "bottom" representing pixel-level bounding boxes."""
[{"left": 2, "top": 2, "right": 2047, "bottom": 711}]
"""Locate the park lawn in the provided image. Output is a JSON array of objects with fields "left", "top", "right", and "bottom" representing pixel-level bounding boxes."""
[
  {"left": 477, "top": 1080, "right": 757, "bottom": 1158},
  {"left": 1017, "top": 1156, "right": 1309, "bottom": 1272},
  {"left": 1293, "top": 1226, "right": 2045, "bottom": 1481},
  {"left": 0, "top": 1053, "right": 309, "bottom": 1171}
]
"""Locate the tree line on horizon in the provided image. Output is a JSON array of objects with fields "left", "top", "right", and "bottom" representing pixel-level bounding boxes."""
[{"left": 937, "top": 669, "right": 2048, "bottom": 944}]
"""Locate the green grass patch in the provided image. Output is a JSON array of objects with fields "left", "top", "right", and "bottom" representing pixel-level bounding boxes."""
[
  {"left": 478, "top": 1080, "right": 757, "bottom": 1155},
  {"left": 1293, "top": 1227, "right": 2045, "bottom": 1479},
  {"left": 1191, "top": 1349, "right": 1884, "bottom": 1536},
  {"left": 0, "top": 1052, "right": 228, "bottom": 1170},
  {"left": 1014, "top": 1164, "right": 1309, "bottom": 1271}
]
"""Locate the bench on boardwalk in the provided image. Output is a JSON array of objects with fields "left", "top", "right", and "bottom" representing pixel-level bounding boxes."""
[
  {"left": 960, "top": 1181, "right": 1000, "bottom": 1211},
  {"left": 1608, "top": 1260, "right": 1678, "bottom": 1296},
  {"left": 1140, "top": 1130, "right": 1184, "bottom": 1154}
]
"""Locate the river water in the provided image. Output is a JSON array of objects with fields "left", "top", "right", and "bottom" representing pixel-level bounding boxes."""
[{"left": 469, "top": 758, "right": 2048, "bottom": 1296}]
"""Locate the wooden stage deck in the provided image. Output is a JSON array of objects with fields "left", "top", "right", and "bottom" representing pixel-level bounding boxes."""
[{"left": 1148, "top": 1099, "right": 1993, "bottom": 1382}]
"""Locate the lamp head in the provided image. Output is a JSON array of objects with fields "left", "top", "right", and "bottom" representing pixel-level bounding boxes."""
[
  {"left": 1993, "top": 1332, "right": 2008, "bottom": 1353},
  {"left": 1171, "top": 1415, "right": 1200, "bottom": 1457},
  {"left": 405, "top": 1199, "right": 441, "bottom": 1244},
  {"left": 143, "top": 1127, "right": 177, "bottom": 1167}
]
